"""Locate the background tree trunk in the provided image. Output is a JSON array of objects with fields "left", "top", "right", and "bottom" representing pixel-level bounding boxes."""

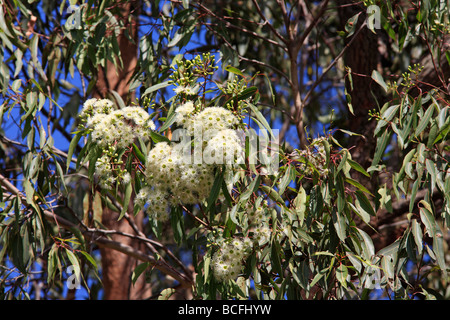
[
  {"left": 93, "top": 0, "right": 152, "bottom": 300},
  {"left": 337, "top": 0, "right": 384, "bottom": 175}
]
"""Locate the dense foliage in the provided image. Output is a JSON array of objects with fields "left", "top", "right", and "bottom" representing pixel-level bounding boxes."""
[{"left": 0, "top": 0, "right": 449, "bottom": 300}]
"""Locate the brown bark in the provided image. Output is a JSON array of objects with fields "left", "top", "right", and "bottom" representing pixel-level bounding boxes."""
[
  {"left": 92, "top": 0, "right": 152, "bottom": 300},
  {"left": 337, "top": 1, "right": 384, "bottom": 171},
  {"left": 337, "top": 2, "right": 449, "bottom": 252}
]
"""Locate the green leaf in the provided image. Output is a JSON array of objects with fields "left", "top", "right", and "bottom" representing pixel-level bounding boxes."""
[
  {"left": 132, "top": 262, "right": 150, "bottom": 286},
  {"left": 372, "top": 130, "right": 392, "bottom": 166},
  {"left": 278, "top": 165, "right": 294, "bottom": 195},
  {"left": 79, "top": 251, "right": 98, "bottom": 269},
  {"left": 225, "top": 65, "right": 245, "bottom": 77},
  {"left": 310, "top": 267, "right": 328, "bottom": 288},
  {"left": 347, "top": 158, "right": 370, "bottom": 177},
  {"left": 427, "top": 120, "right": 439, "bottom": 149},
  {"left": 142, "top": 81, "right": 171, "bottom": 98},
  {"left": 132, "top": 143, "right": 146, "bottom": 164},
  {"left": 240, "top": 175, "right": 261, "bottom": 201},
  {"left": 65, "top": 249, "right": 81, "bottom": 282},
  {"left": 118, "top": 181, "right": 132, "bottom": 220},
  {"left": 110, "top": 90, "right": 126, "bottom": 109},
  {"left": 159, "top": 109, "right": 177, "bottom": 133},
  {"left": 207, "top": 170, "right": 224, "bottom": 212},
  {"left": 158, "top": 288, "right": 176, "bottom": 300},
  {"left": 332, "top": 208, "right": 347, "bottom": 242},
  {"left": 237, "top": 86, "right": 258, "bottom": 101},
  {"left": 66, "top": 132, "right": 82, "bottom": 172},
  {"left": 150, "top": 131, "right": 171, "bottom": 144},
  {"left": 271, "top": 240, "right": 284, "bottom": 278},
  {"left": 415, "top": 104, "right": 435, "bottom": 136},
  {"left": 371, "top": 70, "right": 388, "bottom": 93},
  {"left": 181, "top": 0, "right": 190, "bottom": 9},
  {"left": 248, "top": 103, "right": 276, "bottom": 140},
  {"left": 345, "top": 177, "right": 373, "bottom": 196},
  {"left": 357, "top": 228, "right": 375, "bottom": 260},
  {"left": 294, "top": 185, "right": 307, "bottom": 224},
  {"left": 432, "top": 222, "right": 447, "bottom": 275},
  {"left": 345, "top": 13, "right": 361, "bottom": 37},
  {"left": 374, "top": 104, "right": 399, "bottom": 136},
  {"left": 355, "top": 190, "right": 376, "bottom": 217},
  {"left": 411, "top": 219, "right": 423, "bottom": 254},
  {"left": 336, "top": 264, "right": 348, "bottom": 288},
  {"left": 47, "top": 244, "right": 59, "bottom": 284},
  {"left": 397, "top": 149, "right": 416, "bottom": 182},
  {"left": 425, "top": 159, "right": 437, "bottom": 192},
  {"left": 260, "top": 185, "right": 285, "bottom": 206},
  {"left": 419, "top": 200, "right": 436, "bottom": 238}
]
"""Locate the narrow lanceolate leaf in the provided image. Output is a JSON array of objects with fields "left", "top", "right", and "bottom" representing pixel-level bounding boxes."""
[
  {"left": 372, "top": 130, "right": 392, "bottom": 166},
  {"left": 207, "top": 170, "right": 224, "bottom": 211},
  {"left": 132, "top": 143, "right": 146, "bottom": 164},
  {"left": 278, "top": 165, "right": 294, "bottom": 195},
  {"left": 411, "top": 219, "right": 423, "bottom": 254},
  {"left": 132, "top": 262, "right": 150, "bottom": 286},
  {"left": 425, "top": 159, "right": 437, "bottom": 192},
  {"left": 240, "top": 175, "right": 261, "bottom": 201},
  {"left": 336, "top": 264, "right": 348, "bottom": 288},
  {"left": 357, "top": 228, "right": 375, "bottom": 260},
  {"left": 415, "top": 104, "right": 435, "bottom": 136},
  {"left": 432, "top": 222, "right": 447, "bottom": 275},
  {"left": 294, "top": 185, "right": 307, "bottom": 224},
  {"left": 66, "top": 132, "right": 82, "bottom": 172},
  {"left": 65, "top": 249, "right": 81, "bottom": 282},
  {"left": 159, "top": 110, "right": 177, "bottom": 133},
  {"left": 355, "top": 190, "right": 376, "bottom": 217},
  {"left": 347, "top": 158, "right": 370, "bottom": 177},
  {"left": 371, "top": 70, "right": 388, "bottom": 93},
  {"left": 142, "top": 81, "right": 171, "bottom": 98},
  {"left": 79, "top": 251, "right": 98, "bottom": 270},
  {"left": 419, "top": 200, "right": 436, "bottom": 238},
  {"left": 345, "top": 177, "right": 373, "bottom": 196},
  {"left": 119, "top": 181, "right": 133, "bottom": 220},
  {"left": 225, "top": 65, "right": 245, "bottom": 77},
  {"left": 158, "top": 288, "right": 176, "bottom": 300},
  {"left": 248, "top": 103, "right": 276, "bottom": 140},
  {"left": 332, "top": 208, "right": 347, "bottom": 242},
  {"left": 260, "top": 185, "right": 285, "bottom": 206}
]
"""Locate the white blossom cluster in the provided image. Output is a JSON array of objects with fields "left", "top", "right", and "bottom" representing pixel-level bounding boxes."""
[
  {"left": 136, "top": 141, "right": 216, "bottom": 221},
  {"left": 174, "top": 103, "right": 244, "bottom": 164},
  {"left": 79, "top": 98, "right": 156, "bottom": 189},
  {"left": 81, "top": 98, "right": 156, "bottom": 149},
  {"left": 295, "top": 137, "right": 329, "bottom": 177},
  {"left": 245, "top": 199, "right": 272, "bottom": 246},
  {"left": 212, "top": 237, "right": 253, "bottom": 282},
  {"left": 136, "top": 103, "right": 244, "bottom": 221}
]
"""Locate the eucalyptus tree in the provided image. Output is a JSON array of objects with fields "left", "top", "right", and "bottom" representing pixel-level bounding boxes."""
[{"left": 0, "top": 0, "right": 449, "bottom": 300}]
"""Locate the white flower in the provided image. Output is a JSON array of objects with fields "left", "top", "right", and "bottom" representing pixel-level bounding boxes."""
[
  {"left": 174, "top": 85, "right": 197, "bottom": 95},
  {"left": 211, "top": 237, "right": 253, "bottom": 282},
  {"left": 253, "top": 224, "right": 271, "bottom": 246},
  {"left": 80, "top": 99, "right": 155, "bottom": 148},
  {"left": 122, "top": 172, "right": 131, "bottom": 184}
]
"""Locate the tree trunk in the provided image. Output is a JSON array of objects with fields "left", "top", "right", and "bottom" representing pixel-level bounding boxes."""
[
  {"left": 93, "top": 0, "right": 152, "bottom": 300},
  {"left": 337, "top": 0, "right": 384, "bottom": 173}
]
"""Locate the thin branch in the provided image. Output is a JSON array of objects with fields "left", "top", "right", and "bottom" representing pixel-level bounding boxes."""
[
  {"left": 251, "top": 0, "right": 288, "bottom": 45},
  {"left": 303, "top": 20, "right": 367, "bottom": 105},
  {"left": 0, "top": 172, "right": 194, "bottom": 288}
]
